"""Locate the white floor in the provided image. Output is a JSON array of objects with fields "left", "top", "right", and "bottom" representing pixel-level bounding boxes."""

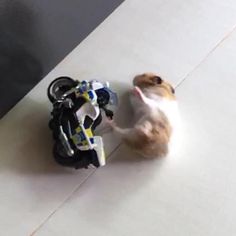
[{"left": 1, "top": 0, "right": 236, "bottom": 235}]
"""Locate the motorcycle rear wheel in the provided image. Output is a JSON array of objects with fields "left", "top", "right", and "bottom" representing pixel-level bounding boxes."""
[{"left": 47, "top": 76, "right": 77, "bottom": 103}]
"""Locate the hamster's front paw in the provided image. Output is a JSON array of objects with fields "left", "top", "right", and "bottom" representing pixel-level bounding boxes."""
[{"left": 104, "top": 117, "right": 116, "bottom": 129}]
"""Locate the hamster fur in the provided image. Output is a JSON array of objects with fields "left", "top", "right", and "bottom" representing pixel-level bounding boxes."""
[{"left": 110, "top": 73, "right": 180, "bottom": 158}]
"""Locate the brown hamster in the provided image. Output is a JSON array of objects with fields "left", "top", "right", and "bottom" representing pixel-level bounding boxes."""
[{"left": 109, "top": 73, "right": 180, "bottom": 158}]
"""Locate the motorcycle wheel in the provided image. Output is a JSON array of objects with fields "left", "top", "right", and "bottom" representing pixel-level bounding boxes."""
[
  {"left": 53, "top": 142, "right": 99, "bottom": 169},
  {"left": 47, "top": 76, "right": 77, "bottom": 103}
]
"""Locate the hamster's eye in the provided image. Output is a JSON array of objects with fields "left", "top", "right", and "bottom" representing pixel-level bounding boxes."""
[
  {"left": 153, "top": 76, "right": 163, "bottom": 84},
  {"left": 171, "top": 86, "right": 175, "bottom": 94}
]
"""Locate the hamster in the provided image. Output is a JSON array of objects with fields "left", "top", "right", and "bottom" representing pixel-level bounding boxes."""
[{"left": 109, "top": 73, "right": 180, "bottom": 158}]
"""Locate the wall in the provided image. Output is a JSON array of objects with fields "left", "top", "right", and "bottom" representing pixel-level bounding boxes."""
[{"left": 0, "top": 0, "right": 124, "bottom": 117}]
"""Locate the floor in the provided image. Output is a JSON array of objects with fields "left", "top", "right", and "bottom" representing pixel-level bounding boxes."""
[{"left": 1, "top": 0, "right": 236, "bottom": 235}]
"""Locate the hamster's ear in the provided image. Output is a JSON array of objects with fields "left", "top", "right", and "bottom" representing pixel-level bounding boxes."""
[{"left": 153, "top": 76, "right": 163, "bottom": 84}]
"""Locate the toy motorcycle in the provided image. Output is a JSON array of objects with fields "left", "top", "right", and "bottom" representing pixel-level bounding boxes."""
[{"left": 47, "top": 76, "right": 118, "bottom": 169}]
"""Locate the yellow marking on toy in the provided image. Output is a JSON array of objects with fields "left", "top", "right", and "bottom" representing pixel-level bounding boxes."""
[
  {"left": 85, "top": 128, "right": 93, "bottom": 138},
  {"left": 82, "top": 92, "right": 90, "bottom": 101},
  {"left": 71, "top": 126, "right": 93, "bottom": 146},
  {"left": 75, "top": 126, "right": 82, "bottom": 133},
  {"left": 75, "top": 91, "right": 91, "bottom": 101}
]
